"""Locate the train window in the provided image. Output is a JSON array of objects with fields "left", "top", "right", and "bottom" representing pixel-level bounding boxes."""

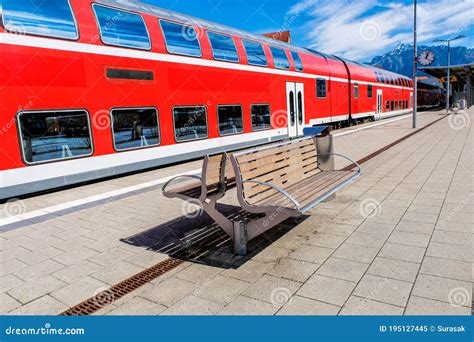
[
  {"left": 354, "top": 83, "right": 359, "bottom": 99},
  {"left": 3, "top": 0, "right": 78, "bottom": 40},
  {"left": 367, "top": 85, "right": 373, "bottom": 98},
  {"left": 173, "top": 106, "right": 207, "bottom": 142},
  {"left": 386, "top": 101, "right": 390, "bottom": 111},
  {"left": 207, "top": 32, "right": 239, "bottom": 63},
  {"left": 242, "top": 40, "right": 267, "bottom": 66},
  {"left": 217, "top": 105, "right": 244, "bottom": 136},
  {"left": 160, "top": 20, "right": 202, "bottom": 57},
  {"left": 111, "top": 108, "right": 160, "bottom": 151},
  {"left": 375, "top": 73, "right": 380, "bottom": 82},
  {"left": 269, "top": 47, "right": 290, "bottom": 70},
  {"left": 251, "top": 105, "right": 271, "bottom": 131},
  {"left": 18, "top": 110, "right": 92, "bottom": 164},
  {"left": 290, "top": 51, "right": 304, "bottom": 71},
  {"left": 93, "top": 4, "right": 150, "bottom": 50},
  {"left": 316, "top": 79, "right": 327, "bottom": 98}
]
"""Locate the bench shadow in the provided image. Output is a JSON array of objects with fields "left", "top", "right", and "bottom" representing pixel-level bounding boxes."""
[{"left": 120, "top": 203, "right": 308, "bottom": 270}]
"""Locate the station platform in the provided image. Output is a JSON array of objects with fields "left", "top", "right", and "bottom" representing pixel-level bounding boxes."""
[{"left": 1, "top": 108, "right": 472, "bottom": 316}]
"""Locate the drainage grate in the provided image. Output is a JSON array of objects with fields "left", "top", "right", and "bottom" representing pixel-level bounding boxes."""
[{"left": 60, "top": 258, "right": 183, "bottom": 316}]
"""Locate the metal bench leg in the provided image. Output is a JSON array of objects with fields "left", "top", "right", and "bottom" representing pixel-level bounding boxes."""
[{"left": 233, "top": 221, "right": 247, "bottom": 256}]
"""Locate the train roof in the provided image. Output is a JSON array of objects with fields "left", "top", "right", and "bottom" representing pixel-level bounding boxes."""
[{"left": 98, "top": 0, "right": 407, "bottom": 79}]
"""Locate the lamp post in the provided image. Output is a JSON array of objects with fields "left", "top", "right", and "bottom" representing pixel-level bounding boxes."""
[
  {"left": 433, "top": 35, "right": 466, "bottom": 113},
  {"left": 412, "top": 0, "right": 417, "bottom": 128}
]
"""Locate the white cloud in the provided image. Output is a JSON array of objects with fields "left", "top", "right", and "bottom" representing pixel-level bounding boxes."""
[{"left": 289, "top": 0, "right": 474, "bottom": 61}]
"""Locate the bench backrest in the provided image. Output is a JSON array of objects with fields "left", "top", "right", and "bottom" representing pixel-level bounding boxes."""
[
  {"left": 230, "top": 137, "right": 319, "bottom": 204},
  {"left": 201, "top": 153, "right": 236, "bottom": 198}
]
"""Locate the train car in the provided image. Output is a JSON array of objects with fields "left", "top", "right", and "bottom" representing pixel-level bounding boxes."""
[{"left": 0, "top": 0, "right": 416, "bottom": 199}]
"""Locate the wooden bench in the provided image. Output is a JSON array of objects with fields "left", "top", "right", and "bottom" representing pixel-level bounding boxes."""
[{"left": 163, "top": 136, "right": 360, "bottom": 255}]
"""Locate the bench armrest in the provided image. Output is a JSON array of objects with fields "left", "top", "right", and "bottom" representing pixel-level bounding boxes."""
[
  {"left": 243, "top": 179, "right": 301, "bottom": 211},
  {"left": 318, "top": 153, "right": 362, "bottom": 173},
  {"left": 162, "top": 175, "right": 202, "bottom": 195}
]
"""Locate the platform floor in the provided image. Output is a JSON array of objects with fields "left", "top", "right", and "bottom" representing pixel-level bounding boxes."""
[{"left": 1, "top": 109, "right": 472, "bottom": 315}]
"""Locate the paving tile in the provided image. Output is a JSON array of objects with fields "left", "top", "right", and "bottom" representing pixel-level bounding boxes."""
[
  {"left": 162, "top": 295, "right": 223, "bottom": 315},
  {"left": 18, "top": 247, "right": 64, "bottom": 266},
  {"left": 106, "top": 297, "right": 166, "bottom": 315},
  {"left": 395, "top": 220, "right": 435, "bottom": 235},
  {"left": 0, "top": 274, "right": 25, "bottom": 293},
  {"left": 52, "top": 246, "right": 99, "bottom": 266},
  {"left": 316, "top": 258, "right": 369, "bottom": 282},
  {"left": 91, "top": 261, "right": 143, "bottom": 286},
  {"left": 344, "top": 232, "right": 387, "bottom": 248},
  {"left": 289, "top": 245, "right": 334, "bottom": 264},
  {"left": 278, "top": 295, "right": 340, "bottom": 315},
  {"left": 14, "top": 259, "right": 65, "bottom": 282},
  {"left": 353, "top": 274, "right": 412, "bottom": 307},
  {"left": 52, "top": 260, "right": 104, "bottom": 284},
  {"left": 175, "top": 264, "right": 222, "bottom": 285},
  {"left": 271, "top": 235, "right": 307, "bottom": 250},
  {"left": 435, "top": 221, "right": 473, "bottom": 233},
  {"left": 407, "top": 205, "right": 442, "bottom": 215},
  {"left": 297, "top": 274, "right": 356, "bottom": 306},
  {"left": 268, "top": 258, "right": 320, "bottom": 283},
  {"left": 140, "top": 277, "right": 197, "bottom": 307},
  {"left": 378, "top": 243, "right": 426, "bottom": 263},
  {"left": 430, "top": 230, "right": 472, "bottom": 246},
  {"left": 0, "top": 259, "right": 28, "bottom": 277},
  {"left": 8, "top": 295, "right": 69, "bottom": 315},
  {"left": 426, "top": 242, "right": 473, "bottom": 262},
  {"left": 9, "top": 276, "right": 67, "bottom": 304},
  {"left": 420, "top": 257, "right": 471, "bottom": 282},
  {"left": 194, "top": 275, "right": 249, "bottom": 306},
  {"left": 243, "top": 275, "right": 300, "bottom": 306},
  {"left": 221, "top": 260, "right": 275, "bottom": 283},
  {"left": 339, "top": 296, "right": 404, "bottom": 315},
  {"left": 306, "top": 233, "right": 346, "bottom": 249},
  {"left": 331, "top": 243, "right": 379, "bottom": 264},
  {"left": 87, "top": 247, "right": 136, "bottom": 267},
  {"left": 356, "top": 221, "right": 395, "bottom": 235},
  {"left": 50, "top": 276, "right": 109, "bottom": 307},
  {"left": 253, "top": 247, "right": 291, "bottom": 263},
  {"left": 405, "top": 296, "right": 471, "bottom": 315},
  {"left": 368, "top": 257, "right": 420, "bottom": 282},
  {"left": 412, "top": 274, "right": 472, "bottom": 306},
  {"left": 220, "top": 295, "right": 279, "bottom": 315},
  {"left": 387, "top": 231, "right": 430, "bottom": 248},
  {"left": 0, "top": 293, "right": 21, "bottom": 314}
]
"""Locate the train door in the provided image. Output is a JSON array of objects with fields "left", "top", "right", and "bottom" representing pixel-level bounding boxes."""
[
  {"left": 376, "top": 89, "right": 383, "bottom": 119},
  {"left": 410, "top": 92, "right": 413, "bottom": 110},
  {"left": 286, "top": 82, "right": 305, "bottom": 138}
]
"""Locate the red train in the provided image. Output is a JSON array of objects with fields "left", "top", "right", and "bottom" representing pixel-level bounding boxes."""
[{"left": 1, "top": 0, "right": 419, "bottom": 199}]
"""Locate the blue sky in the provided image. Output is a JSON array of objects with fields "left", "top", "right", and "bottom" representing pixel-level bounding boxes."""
[{"left": 142, "top": 0, "right": 473, "bottom": 61}]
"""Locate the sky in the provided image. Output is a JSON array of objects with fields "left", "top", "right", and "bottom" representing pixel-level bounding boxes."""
[{"left": 141, "top": 0, "right": 474, "bottom": 62}]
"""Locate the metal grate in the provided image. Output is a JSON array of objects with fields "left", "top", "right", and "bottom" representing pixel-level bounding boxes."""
[{"left": 60, "top": 258, "right": 183, "bottom": 316}]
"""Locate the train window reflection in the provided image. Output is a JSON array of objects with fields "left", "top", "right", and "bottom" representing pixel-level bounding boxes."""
[
  {"left": 174, "top": 106, "right": 208, "bottom": 142},
  {"left": 93, "top": 4, "right": 151, "bottom": 50},
  {"left": 3, "top": 0, "right": 78, "bottom": 40},
  {"left": 218, "top": 105, "right": 244, "bottom": 135},
  {"left": 18, "top": 110, "right": 93, "bottom": 164},
  {"left": 242, "top": 40, "right": 267, "bottom": 66},
  {"left": 208, "top": 32, "right": 239, "bottom": 62},
  {"left": 160, "top": 20, "right": 202, "bottom": 57},
  {"left": 316, "top": 79, "right": 327, "bottom": 98},
  {"left": 251, "top": 105, "right": 271, "bottom": 131},
  {"left": 270, "top": 47, "right": 290, "bottom": 70},
  {"left": 111, "top": 108, "right": 160, "bottom": 151},
  {"left": 291, "top": 51, "right": 303, "bottom": 71},
  {"left": 354, "top": 83, "right": 359, "bottom": 99}
]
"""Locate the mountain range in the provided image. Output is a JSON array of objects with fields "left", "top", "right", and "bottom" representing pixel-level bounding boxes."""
[{"left": 367, "top": 43, "right": 474, "bottom": 78}]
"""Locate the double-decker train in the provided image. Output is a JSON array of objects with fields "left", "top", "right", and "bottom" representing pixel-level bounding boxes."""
[{"left": 0, "top": 0, "right": 437, "bottom": 199}]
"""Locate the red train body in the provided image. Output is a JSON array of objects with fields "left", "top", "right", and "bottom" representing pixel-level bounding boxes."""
[{"left": 1, "top": 0, "right": 422, "bottom": 199}]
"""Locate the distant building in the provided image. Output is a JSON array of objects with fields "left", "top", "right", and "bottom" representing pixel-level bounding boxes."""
[{"left": 262, "top": 31, "right": 291, "bottom": 44}]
